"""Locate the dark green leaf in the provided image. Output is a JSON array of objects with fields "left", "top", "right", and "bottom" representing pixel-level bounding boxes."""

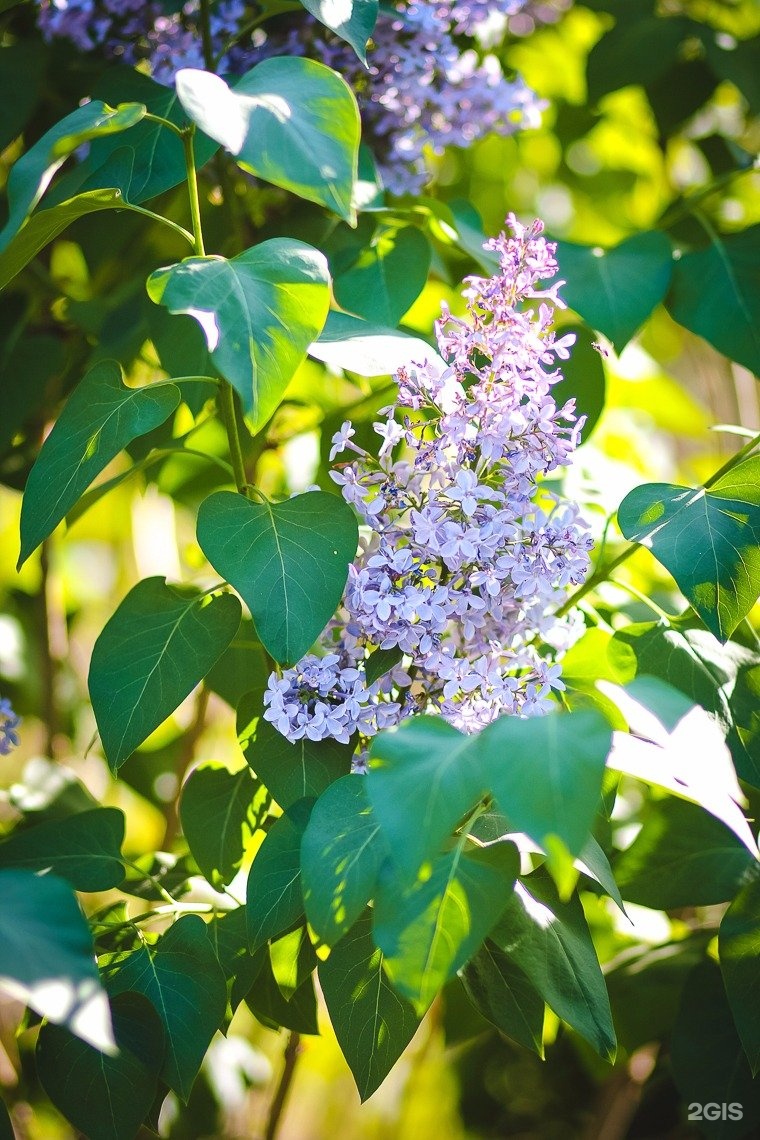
[
  {"left": 50, "top": 67, "right": 219, "bottom": 206},
  {"left": 550, "top": 322, "right": 606, "bottom": 440},
  {"left": 175, "top": 60, "right": 360, "bottom": 221},
  {"left": 0, "top": 807, "right": 124, "bottom": 892},
  {"left": 478, "top": 708, "right": 612, "bottom": 860},
  {"left": 37, "top": 993, "right": 164, "bottom": 1140},
  {"left": 301, "top": 776, "right": 387, "bottom": 946},
  {"left": 206, "top": 907, "right": 266, "bottom": 1012},
  {"left": 0, "top": 1099, "right": 11, "bottom": 1140},
  {"left": 88, "top": 577, "right": 241, "bottom": 769},
  {"left": 18, "top": 360, "right": 180, "bottom": 566},
  {"left": 578, "top": 834, "right": 626, "bottom": 913},
  {"left": 0, "top": 188, "right": 141, "bottom": 294},
  {"left": 0, "top": 100, "right": 145, "bottom": 252},
  {"left": 180, "top": 764, "right": 268, "bottom": 888},
  {"left": 373, "top": 842, "right": 519, "bottom": 1013},
  {"left": 238, "top": 698, "right": 351, "bottom": 808},
  {"left": 0, "top": 870, "right": 114, "bottom": 1051},
  {"left": 309, "top": 309, "right": 445, "bottom": 377},
  {"left": 667, "top": 224, "right": 760, "bottom": 375},
  {"left": 333, "top": 226, "right": 431, "bottom": 326},
  {"left": 108, "top": 915, "right": 227, "bottom": 1102},
  {"left": 147, "top": 240, "right": 329, "bottom": 431},
  {"left": 197, "top": 489, "right": 358, "bottom": 665},
  {"left": 720, "top": 876, "right": 760, "bottom": 1075},
  {"left": 319, "top": 909, "right": 420, "bottom": 1100},
  {"left": 364, "top": 646, "right": 403, "bottom": 687},
  {"left": 246, "top": 802, "right": 312, "bottom": 952},
  {"left": 205, "top": 618, "right": 268, "bottom": 709},
  {"left": 614, "top": 797, "right": 757, "bottom": 908},
  {"left": 671, "top": 960, "right": 760, "bottom": 1138},
  {"left": 245, "top": 944, "right": 319, "bottom": 1034},
  {"left": 703, "top": 33, "right": 760, "bottom": 115},
  {"left": 491, "top": 871, "right": 616, "bottom": 1060},
  {"left": 298, "top": 0, "right": 378, "bottom": 61},
  {"left": 618, "top": 456, "right": 760, "bottom": 641},
  {"left": 367, "top": 717, "right": 486, "bottom": 879},
  {"left": 606, "top": 939, "right": 707, "bottom": 1055},
  {"left": 459, "top": 941, "right": 545, "bottom": 1055},
  {"left": 554, "top": 231, "right": 673, "bottom": 351}
]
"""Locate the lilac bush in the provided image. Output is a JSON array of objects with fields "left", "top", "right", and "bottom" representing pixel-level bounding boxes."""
[
  {"left": 264, "top": 216, "right": 592, "bottom": 758},
  {"left": 0, "top": 697, "right": 20, "bottom": 755}
]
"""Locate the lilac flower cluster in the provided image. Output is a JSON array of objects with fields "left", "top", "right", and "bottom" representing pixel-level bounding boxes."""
[
  {"left": 264, "top": 216, "right": 592, "bottom": 759},
  {"left": 36, "top": 1, "right": 543, "bottom": 195},
  {"left": 0, "top": 698, "right": 20, "bottom": 756},
  {"left": 36, "top": 1, "right": 245, "bottom": 83}
]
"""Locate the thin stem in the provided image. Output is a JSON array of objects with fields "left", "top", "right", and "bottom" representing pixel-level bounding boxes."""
[
  {"left": 182, "top": 126, "right": 207, "bottom": 257},
  {"left": 127, "top": 203, "right": 196, "bottom": 248},
  {"left": 121, "top": 858, "right": 177, "bottom": 907},
  {"left": 658, "top": 165, "right": 755, "bottom": 230},
  {"left": 611, "top": 579, "right": 674, "bottom": 625},
  {"left": 142, "top": 111, "right": 185, "bottom": 139},
  {"left": 212, "top": 3, "right": 301, "bottom": 68},
  {"left": 264, "top": 1032, "right": 301, "bottom": 1140},
  {"left": 704, "top": 429, "right": 760, "bottom": 488},
  {"left": 218, "top": 381, "right": 248, "bottom": 492}
]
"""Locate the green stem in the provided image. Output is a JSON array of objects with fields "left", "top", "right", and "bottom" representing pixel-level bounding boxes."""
[
  {"left": 182, "top": 126, "right": 206, "bottom": 257},
  {"left": 704, "top": 428, "right": 760, "bottom": 488},
  {"left": 218, "top": 381, "right": 248, "bottom": 492},
  {"left": 658, "top": 166, "right": 754, "bottom": 230},
  {"left": 142, "top": 111, "right": 185, "bottom": 139},
  {"left": 212, "top": 3, "right": 301, "bottom": 68},
  {"left": 128, "top": 204, "right": 195, "bottom": 248}
]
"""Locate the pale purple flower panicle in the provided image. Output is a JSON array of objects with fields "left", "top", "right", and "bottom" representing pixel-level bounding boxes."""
[
  {"left": 265, "top": 216, "right": 593, "bottom": 754},
  {"left": 35, "top": 0, "right": 545, "bottom": 194},
  {"left": 0, "top": 698, "right": 20, "bottom": 756}
]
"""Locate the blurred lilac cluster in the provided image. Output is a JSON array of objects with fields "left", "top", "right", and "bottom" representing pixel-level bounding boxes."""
[
  {"left": 264, "top": 216, "right": 592, "bottom": 762},
  {"left": 0, "top": 698, "right": 20, "bottom": 756},
  {"left": 36, "top": 0, "right": 544, "bottom": 193},
  {"left": 36, "top": 0, "right": 245, "bottom": 82}
]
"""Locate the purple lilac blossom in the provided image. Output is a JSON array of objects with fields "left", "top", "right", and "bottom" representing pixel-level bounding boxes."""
[
  {"left": 0, "top": 698, "right": 20, "bottom": 756},
  {"left": 36, "top": 1, "right": 544, "bottom": 195},
  {"left": 264, "top": 216, "right": 592, "bottom": 762}
]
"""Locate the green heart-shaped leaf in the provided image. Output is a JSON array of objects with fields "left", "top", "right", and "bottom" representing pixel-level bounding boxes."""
[
  {"left": 618, "top": 456, "right": 760, "bottom": 641},
  {"left": 175, "top": 59, "right": 360, "bottom": 221},
  {"left": 554, "top": 231, "right": 673, "bottom": 351},
  {"left": 147, "top": 240, "right": 329, "bottom": 431},
  {"left": 197, "top": 489, "right": 358, "bottom": 665}
]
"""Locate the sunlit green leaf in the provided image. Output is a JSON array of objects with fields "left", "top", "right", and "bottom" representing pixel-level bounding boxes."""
[
  {"left": 618, "top": 456, "right": 760, "bottom": 641},
  {"left": 0, "top": 870, "right": 114, "bottom": 1052},
  {"left": 175, "top": 60, "right": 360, "bottom": 221},
  {"left": 491, "top": 871, "right": 616, "bottom": 1060},
  {"left": 146, "top": 240, "right": 330, "bottom": 431},
  {"left": 301, "top": 776, "right": 387, "bottom": 946},
  {"left": 298, "top": 0, "right": 378, "bottom": 61},
  {"left": 374, "top": 842, "right": 519, "bottom": 1013},
  {"left": 333, "top": 225, "right": 431, "bottom": 326}
]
